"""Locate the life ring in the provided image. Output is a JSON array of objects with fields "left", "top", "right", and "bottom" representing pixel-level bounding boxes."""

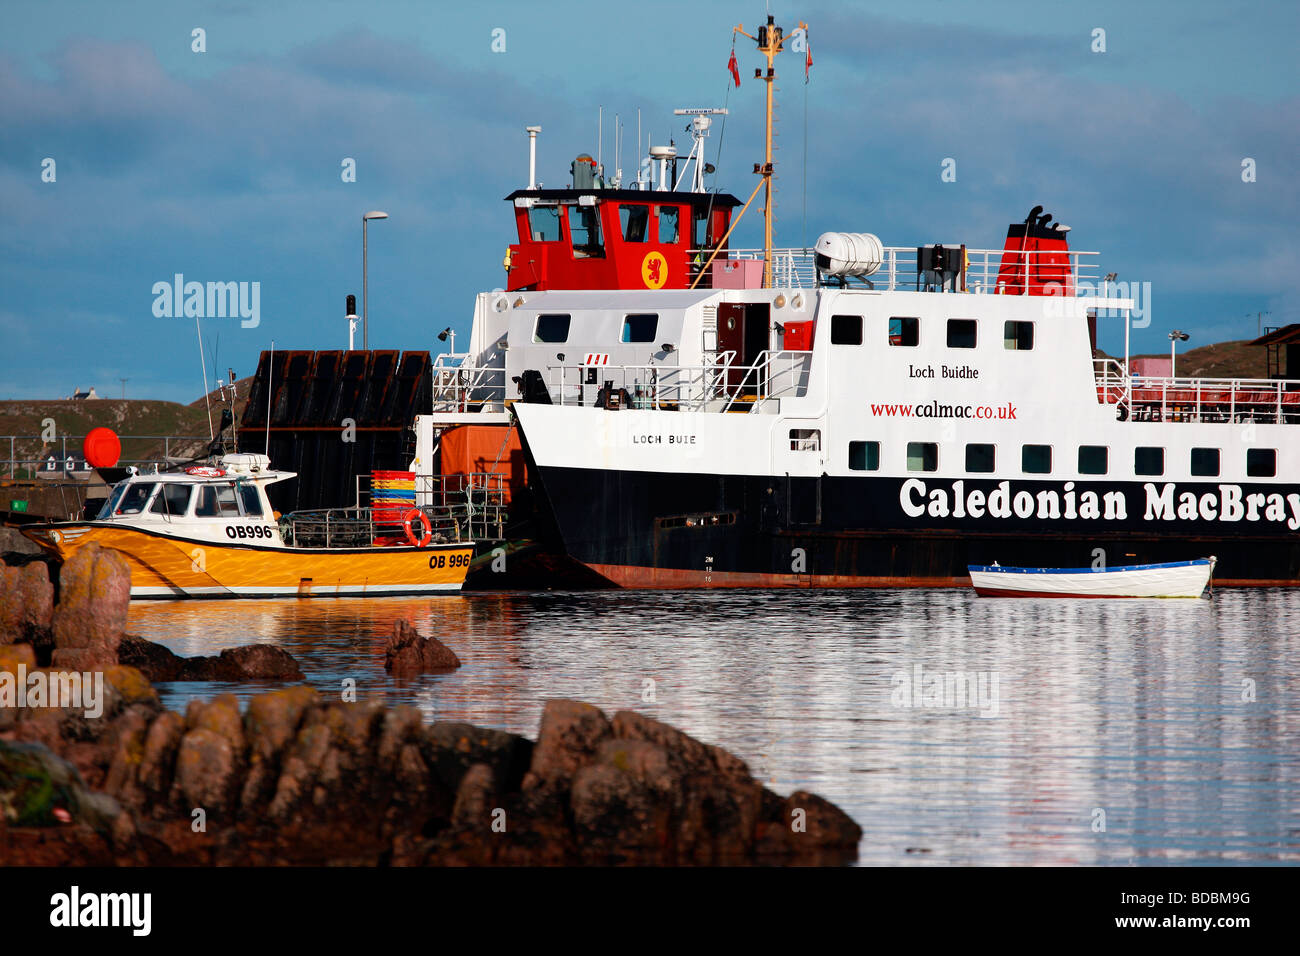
[
  {"left": 185, "top": 465, "right": 226, "bottom": 478},
  {"left": 403, "top": 508, "right": 433, "bottom": 548}
]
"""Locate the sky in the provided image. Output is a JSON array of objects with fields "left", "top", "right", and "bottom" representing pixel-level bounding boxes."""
[{"left": 1, "top": 0, "right": 1297, "bottom": 401}]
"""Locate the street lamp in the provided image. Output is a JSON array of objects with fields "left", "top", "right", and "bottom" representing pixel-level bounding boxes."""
[
  {"left": 1169, "top": 329, "right": 1189, "bottom": 378},
  {"left": 362, "top": 210, "right": 389, "bottom": 349}
]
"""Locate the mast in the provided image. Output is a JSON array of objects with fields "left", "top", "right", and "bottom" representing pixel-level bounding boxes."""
[{"left": 734, "top": 14, "right": 806, "bottom": 288}]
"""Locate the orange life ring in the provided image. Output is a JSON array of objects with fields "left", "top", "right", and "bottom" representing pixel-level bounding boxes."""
[{"left": 403, "top": 508, "right": 433, "bottom": 548}]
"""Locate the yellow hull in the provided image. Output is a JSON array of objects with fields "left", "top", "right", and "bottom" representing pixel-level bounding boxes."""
[{"left": 23, "top": 523, "right": 474, "bottom": 599}]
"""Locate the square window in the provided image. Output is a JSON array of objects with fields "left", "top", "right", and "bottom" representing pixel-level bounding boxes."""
[
  {"left": 656, "top": 205, "right": 680, "bottom": 244},
  {"left": 1190, "top": 448, "right": 1220, "bottom": 477},
  {"left": 831, "top": 314, "right": 863, "bottom": 345},
  {"left": 1022, "top": 444, "right": 1052, "bottom": 474},
  {"left": 534, "top": 313, "right": 571, "bottom": 343},
  {"left": 622, "top": 313, "right": 658, "bottom": 343},
  {"left": 527, "top": 205, "right": 562, "bottom": 242},
  {"left": 1078, "top": 446, "right": 1108, "bottom": 475},
  {"left": 889, "top": 316, "right": 919, "bottom": 347},
  {"left": 790, "top": 429, "right": 821, "bottom": 452},
  {"left": 567, "top": 205, "right": 604, "bottom": 258},
  {"left": 849, "top": 441, "right": 879, "bottom": 471},
  {"left": 965, "top": 443, "right": 995, "bottom": 473},
  {"left": 1247, "top": 448, "right": 1277, "bottom": 478},
  {"left": 907, "top": 441, "right": 938, "bottom": 472},
  {"left": 1135, "top": 447, "right": 1165, "bottom": 476},
  {"left": 1004, "top": 320, "right": 1034, "bottom": 350},
  {"left": 947, "top": 319, "right": 977, "bottom": 349},
  {"left": 620, "top": 204, "right": 650, "bottom": 242}
]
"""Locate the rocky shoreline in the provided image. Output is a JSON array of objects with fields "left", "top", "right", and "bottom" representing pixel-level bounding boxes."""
[{"left": 1, "top": 544, "right": 863, "bottom": 865}]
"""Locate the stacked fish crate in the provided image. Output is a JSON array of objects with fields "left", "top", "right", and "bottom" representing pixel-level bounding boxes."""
[{"left": 371, "top": 469, "right": 417, "bottom": 546}]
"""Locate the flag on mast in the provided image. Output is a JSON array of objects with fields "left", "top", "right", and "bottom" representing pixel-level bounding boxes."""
[
  {"left": 805, "top": 38, "right": 813, "bottom": 82},
  {"left": 728, "top": 47, "right": 741, "bottom": 87}
]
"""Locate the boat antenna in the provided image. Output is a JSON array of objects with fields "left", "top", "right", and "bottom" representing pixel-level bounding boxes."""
[
  {"left": 196, "top": 316, "right": 213, "bottom": 441},
  {"left": 265, "top": 340, "right": 274, "bottom": 456},
  {"left": 734, "top": 13, "right": 806, "bottom": 288}
]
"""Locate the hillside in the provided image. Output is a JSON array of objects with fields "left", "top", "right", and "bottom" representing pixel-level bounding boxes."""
[
  {"left": 1128, "top": 339, "right": 1268, "bottom": 379},
  {"left": 0, "top": 378, "right": 252, "bottom": 474}
]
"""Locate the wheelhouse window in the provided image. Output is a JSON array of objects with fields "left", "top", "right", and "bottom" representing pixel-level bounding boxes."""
[
  {"left": 1190, "top": 448, "right": 1220, "bottom": 477},
  {"left": 1022, "top": 445, "right": 1052, "bottom": 474},
  {"left": 946, "top": 319, "right": 977, "bottom": 349},
  {"left": 1078, "top": 445, "right": 1108, "bottom": 475},
  {"left": 656, "top": 205, "right": 680, "bottom": 244},
  {"left": 831, "top": 314, "right": 863, "bottom": 345},
  {"left": 889, "top": 316, "right": 920, "bottom": 347},
  {"left": 1135, "top": 447, "right": 1165, "bottom": 476},
  {"left": 907, "top": 441, "right": 938, "bottom": 472},
  {"left": 1247, "top": 448, "right": 1277, "bottom": 478},
  {"left": 622, "top": 313, "right": 658, "bottom": 343},
  {"left": 849, "top": 441, "right": 879, "bottom": 471},
  {"left": 195, "top": 482, "right": 241, "bottom": 518},
  {"left": 150, "top": 483, "right": 193, "bottom": 516},
  {"left": 620, "top": 204, "right": 650, "bottom": 242},
  {"left": 966, "top": 443, "right": 995, "bottom": 473},
  {"left": 527, "top": 205, "right": 562, "bottom": 242},
  {"left": 789, "top": 429, "right": 821, "bottom": 452},
  {"left": 238, "top": 483, "right": 264, "bottom": 516},
  {"left": 1004, "top": 321, "right": 1034, "bottom": 350},
  {"left": 567, "top": 205, "right": 604, "bottom": 258},
  {"left": 116, "top": 482, "right": 158, "bottom": 515},
  {"left": 97, "top": 482, "right": 128, "bottom": 519},
  {"left": 534, "top": 313, "right": 571, "bottom": 343}
]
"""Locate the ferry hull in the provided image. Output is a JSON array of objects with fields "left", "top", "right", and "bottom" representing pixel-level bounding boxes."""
[
  {"left": 526, "top": 465, "right": 1300, "bottom": 589},
  {"left": 23, "top": 524, "right": 474, "bottom": 599}
]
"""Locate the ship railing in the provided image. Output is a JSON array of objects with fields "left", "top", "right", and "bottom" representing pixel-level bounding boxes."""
[
  {"left": 280, "top": 503, "right": 465, "bottom": 549},
  {"left": 353, "top": 470, "right": 507, "bottom": 541},
  {"left": 688, "top": 246, "right": 1101, "bottom": 293},
  {"left": 429, "top": 363, "right": 508, "bottom": 414},
  {"left": 543, "top": 349, "right": 811, "bottom": 412},
  {"left": 1093, "top": 361, "right": 1300, "bottom": 424}
]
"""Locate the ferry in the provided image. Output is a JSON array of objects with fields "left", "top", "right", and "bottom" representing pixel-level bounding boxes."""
[
  {"left": 410, "top": 13, "right": 1299, "bottom": 589},
  {"left": 21, "top": 453, "right": 474, "bottom": 598}
]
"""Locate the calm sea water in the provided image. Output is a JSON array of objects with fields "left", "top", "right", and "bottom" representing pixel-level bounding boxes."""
[{"left": 127, "top": 589, "right": 1300, "bottom": 866}]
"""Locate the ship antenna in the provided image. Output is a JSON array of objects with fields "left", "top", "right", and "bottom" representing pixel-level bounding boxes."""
[
  {"left": 734, "top": 14, "right": 807, "bottom": 288},
  {"left": 196, "top": 316, "right": 213, "bottom": 442},
  {"left": 265, "top": 340, "right": 274, "bottom": 456}
]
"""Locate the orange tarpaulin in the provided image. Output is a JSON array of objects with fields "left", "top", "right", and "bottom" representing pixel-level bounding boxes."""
[{"left": 439, "top": 425, "right": 526, "bottom": 504}]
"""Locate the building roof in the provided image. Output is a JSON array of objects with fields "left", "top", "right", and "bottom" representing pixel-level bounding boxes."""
[{"left": 1248, "top": 323, "right": 1300, "bottom": 346}]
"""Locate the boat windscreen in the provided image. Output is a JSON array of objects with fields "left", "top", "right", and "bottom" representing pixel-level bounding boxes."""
[{"left": 97, "top": 482, "right": 128, "bottom": 519}]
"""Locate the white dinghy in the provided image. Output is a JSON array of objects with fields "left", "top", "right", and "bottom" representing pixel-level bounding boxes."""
[{"left": 968, "top": 557, "right": 1216, "bottom": 598}]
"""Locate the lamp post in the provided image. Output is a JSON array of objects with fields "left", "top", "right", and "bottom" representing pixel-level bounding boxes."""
[
  {"left": 1169, "top": 329, "right": 1189, "bottom": 378},
  {"left": 362, "top": 211, "right": 389, "bottom": 349}
]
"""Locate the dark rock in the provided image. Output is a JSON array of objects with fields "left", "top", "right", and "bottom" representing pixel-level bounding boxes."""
[
  {"left": 50, "top": 543, "right": 130, "bottom": 670},
  {"left": 384, "top": 619, "right": 461, "bottom": 676},
  {"left": 0, "top": 560, "right": 54, "bottom": 646},
  {"left": 0, "top": 739, "right": 120, "bottom": 829},
  {"left": 522, "top": 699, "right": 612, "bottom": 801},
  {"left": 117, "top": 636, "right": 303, "bottom": 682}
]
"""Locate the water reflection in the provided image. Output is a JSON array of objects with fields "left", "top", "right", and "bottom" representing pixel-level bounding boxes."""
[{"left": 128, "top": 588, "right": 1300, "bottom": 865}]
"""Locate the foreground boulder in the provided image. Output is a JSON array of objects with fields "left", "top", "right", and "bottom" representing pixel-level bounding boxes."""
[
  {"left": 0, "top": 560, "right": 54, "bottom": 647},
  {"left": 0, "top": 677, "right": 861, "bottom": 865},
  {"left": 50, "top": 544, "right": 130, "bottom": 670},
  {"left": 384, "top": 619, "right": 461, "bottom": 676},
  {"left": 117, "top": 636, "right": 303, "bottom": 682}
]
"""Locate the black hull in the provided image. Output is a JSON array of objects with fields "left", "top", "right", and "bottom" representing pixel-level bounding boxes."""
[{"left": 527, "top": 465, "right": 1300, "bottom": 587}]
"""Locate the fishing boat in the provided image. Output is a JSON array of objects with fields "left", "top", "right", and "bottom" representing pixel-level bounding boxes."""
[
  {"left": 968, "top": 557, "right": 1216, "bottom": 598},
  {"left": 20, "top": 452, "right": 474, "bottom": 598}
]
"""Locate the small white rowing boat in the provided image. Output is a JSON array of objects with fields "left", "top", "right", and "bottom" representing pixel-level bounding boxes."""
[{"left": 968, "top": 556, "right": 1216, "bottom": 598}]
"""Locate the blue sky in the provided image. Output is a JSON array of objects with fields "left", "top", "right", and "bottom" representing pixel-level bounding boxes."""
[{"left": 1, "top": 0, "right": 1297, "bottom": 401}]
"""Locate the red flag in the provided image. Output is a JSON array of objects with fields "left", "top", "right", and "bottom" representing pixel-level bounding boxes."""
[
  {"left": 727, "top": 48, "right": 740, "bottom": 87},
  {"left": 805, "top": 41, "right": 813, "bottom": 82}
]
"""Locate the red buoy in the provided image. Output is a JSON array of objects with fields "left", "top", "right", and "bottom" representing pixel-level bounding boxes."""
[{"left": 83, "top": 427, "right": 121, "bottom": 468}]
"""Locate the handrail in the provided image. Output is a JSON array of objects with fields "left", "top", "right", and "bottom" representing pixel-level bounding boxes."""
[{"left": 1093, "top": 360, "right": 1300, "bottom": 424}]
